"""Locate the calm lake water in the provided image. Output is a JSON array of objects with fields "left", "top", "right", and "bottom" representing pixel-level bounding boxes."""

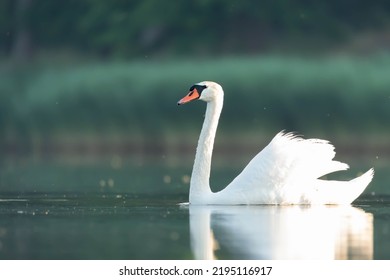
[
  {"left": 0, "top": 193, "right": 389, "bottom": 260},
  {"left": 0, "top": 157, "right": 389, "bottom": 260}
]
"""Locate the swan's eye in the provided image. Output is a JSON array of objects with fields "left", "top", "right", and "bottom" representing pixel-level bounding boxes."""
[
  {"left": 189, "top": 85, "right": 207, "bottom": 94},
  {"left": 197, "top": 85, "right": 207, "bottom": 93}
]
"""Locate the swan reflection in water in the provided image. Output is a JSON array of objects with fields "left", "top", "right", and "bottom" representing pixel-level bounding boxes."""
[{"left": 189, "top": 205, "right": 373, "bottom": 260}]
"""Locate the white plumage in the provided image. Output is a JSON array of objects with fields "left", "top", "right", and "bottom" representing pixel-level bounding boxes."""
[{"left": 178, "top": 81, "right": 374, "bottom": 205}]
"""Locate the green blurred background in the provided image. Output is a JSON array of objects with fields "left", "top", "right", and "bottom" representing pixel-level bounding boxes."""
[{"left": 0, "top": 0, "right": 389, "bottom": 195}]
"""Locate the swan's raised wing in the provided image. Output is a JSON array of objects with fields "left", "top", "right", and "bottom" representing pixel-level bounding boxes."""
[{"left": 216, "top": 131, "right": 362, "bottom": 204}]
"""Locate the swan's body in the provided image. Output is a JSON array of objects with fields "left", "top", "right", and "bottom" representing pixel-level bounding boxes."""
[{"left": 178, "top": 81, "right": 374, "bottom": 205}]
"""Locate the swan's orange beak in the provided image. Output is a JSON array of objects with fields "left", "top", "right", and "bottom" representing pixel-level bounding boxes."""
[{"left": 177, "top": 88, "right": 200, "bottom": 105}]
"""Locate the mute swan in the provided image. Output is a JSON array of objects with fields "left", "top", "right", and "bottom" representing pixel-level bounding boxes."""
[{"left": 178, "top": 81, "right": 374, "bottom": 205}]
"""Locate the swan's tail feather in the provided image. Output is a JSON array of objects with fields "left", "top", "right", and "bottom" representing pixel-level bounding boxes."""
[
  {"left": 346, "top": 168, "right": 374, "bottom": 202},
  {"left": 351, "top": 168, "right": 374, "bottom": 185},
  {"left": 314, "top": 168, "right": 374, "bottom": 204},
  {"left": 348, "top": 168, "right": 374, "bottom": 201}
]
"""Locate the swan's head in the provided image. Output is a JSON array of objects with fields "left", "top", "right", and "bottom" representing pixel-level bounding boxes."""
[{"left": 177, "top": 81, "right": 223, "bottom": 105}]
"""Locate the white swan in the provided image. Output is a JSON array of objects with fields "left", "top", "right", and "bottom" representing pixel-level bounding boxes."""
[{"left": 178, "top": 81, "right": 374, "bottom": 205}]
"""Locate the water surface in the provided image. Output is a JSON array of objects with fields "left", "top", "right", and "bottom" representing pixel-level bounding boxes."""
[
  {"left": 0, "top": 193, "right": 389, "bottom": 260},
  {"left": 0, "top": 155, "right": 389, "bottom": 259}
]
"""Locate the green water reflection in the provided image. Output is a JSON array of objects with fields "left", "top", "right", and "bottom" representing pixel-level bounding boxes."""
[
  {"left": 0, "top": 193, "right": 389, "bottom": 260},
  {"left": 0, "top": 155, "right": 388, "bottom": 259}
]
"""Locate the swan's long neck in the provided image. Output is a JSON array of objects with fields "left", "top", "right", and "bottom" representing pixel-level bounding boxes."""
[{"left": 190, "top": 97, "right": 223, "bottom": 203}]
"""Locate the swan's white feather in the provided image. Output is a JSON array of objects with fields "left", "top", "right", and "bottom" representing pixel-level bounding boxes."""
[{"left": 212, "top": 131, "right": 372, "bottom": 204}]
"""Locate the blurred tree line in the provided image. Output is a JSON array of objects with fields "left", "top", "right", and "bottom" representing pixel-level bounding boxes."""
[
  {"left": 1, "top": 0, "right": 390, "bottom": 59},
  {"left": 1, "top": 0, "right": 390, "bottom": 158}
]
